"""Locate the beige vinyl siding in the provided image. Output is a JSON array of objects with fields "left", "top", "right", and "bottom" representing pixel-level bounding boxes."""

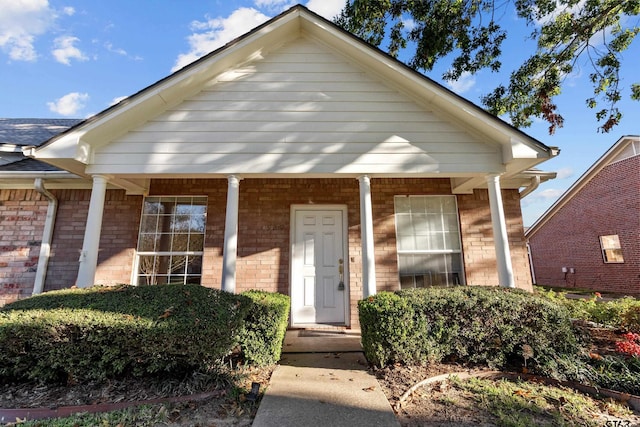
[{"left": 90, "top": 37, "right": 501, "bottom": 175}]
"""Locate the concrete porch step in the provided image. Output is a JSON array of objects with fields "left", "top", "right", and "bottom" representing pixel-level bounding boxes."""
[{"left": 282, "top": 328, "right": 363, "bottom": 353}]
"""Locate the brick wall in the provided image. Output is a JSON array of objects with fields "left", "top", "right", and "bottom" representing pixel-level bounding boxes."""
[
  {"left": 0, "top": 189, "right": 48, "bottom": 305},
  {"left": 43, "top": 189, "right": 141, "bottom": 291},
  {"left": 1, "top": 178, "right": 533, "bottom": 321},
  {"left": 528, "top": 156, "right": 640, "bottom": 294},
  {"left": 458, "top": 188, "right": 532, "bottom": 289},
  {"left": 149, "top": 178, "right": 532, "bottom": 327}
]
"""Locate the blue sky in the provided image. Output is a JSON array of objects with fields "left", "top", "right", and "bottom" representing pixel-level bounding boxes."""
[{"left": 1, "top": 0, "right": 638, "bottom": 226}]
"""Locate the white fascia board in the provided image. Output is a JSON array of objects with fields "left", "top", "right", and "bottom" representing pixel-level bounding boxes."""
[
  {"left": 0, "top": 144, "right": 23, "bottom": 153},
  {"left": 0, "top": 171, "right": 78, "bottom": 179}
]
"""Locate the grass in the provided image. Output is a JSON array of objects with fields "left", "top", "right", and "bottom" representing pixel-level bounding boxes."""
[
  {"left": 448, "top": 376, "right": 635, "bottom": 427},
  {"left": 6, "top": 404, "right": 169, "bottom": 426}
]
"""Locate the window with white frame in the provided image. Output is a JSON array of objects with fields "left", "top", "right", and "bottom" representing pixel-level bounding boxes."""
[
  {"left": 394, "top": 195, "right": 464, "bottom": 288},
  {"left": 600, "top": 234, "right": 624, "bottom": 263},
  {"left": 135, "top": 196, "right": 207, "bottom": 285}
]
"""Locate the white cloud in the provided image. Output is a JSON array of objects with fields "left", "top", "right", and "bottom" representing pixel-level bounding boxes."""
[
  {"left": 47, "top": 92, "right": 89, "bottom": 116},
  {"left": 104, "top": 42, "right": 143, "bottom": 61},
  {"left": 52, "top": 36, "right": 88, "bottom": 65},
  {"left": 0, "top": 0, "right": 57, "bottom": 61},
  {"left": 555, "top": 167, "right": 574, "bottom": 179},
  {"left": 535, "top": 0, "right": 586, "bottom": 26},
  {"left": 63, "top": 6, "right": 75, "bottom": 16},
  {"left": 172, "top": 8, "right": 270, "bottom": 72},
  {"left": 305, "top": 0, "right": 344, "bottom": 20},
  {"left": 104, "top": 41, "right": 128, "bottom": 56},
  {"left": 446, "top": 72, "right": 476, "bottom": 94},
  {"left": 109, "top": 95, "right": 127, "bottom": 106},
  {"left": 402, "top": 18, "right": 417, "bottom": 31},
  {"left": 536, "top": 188, "right": 564, "bottom": 200}
]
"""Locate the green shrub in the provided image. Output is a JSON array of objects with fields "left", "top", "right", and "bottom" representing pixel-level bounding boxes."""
[
  {"left": 534, "top": 287, "right": 640, "bottom": 329},
  {"left": 237, "top": 290, "right": 290, "bottom": 365},
  {"left": 0, "top": 284, "right": 250, "bottom": 384},
  {"left": 359, "top": 286, "right": 580, "bottom": 374}
]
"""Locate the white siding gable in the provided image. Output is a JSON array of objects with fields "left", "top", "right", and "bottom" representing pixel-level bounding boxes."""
[{"left": 88, "top": 37, "right": 502, "bottom": 176}]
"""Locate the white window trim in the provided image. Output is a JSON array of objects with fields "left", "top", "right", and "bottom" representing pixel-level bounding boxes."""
[
  {"left": 133, "top": 195, "right": 207, "bottom": 286},
  {"left": 393, "top": 195, "right": 465, "bottom": 288}
]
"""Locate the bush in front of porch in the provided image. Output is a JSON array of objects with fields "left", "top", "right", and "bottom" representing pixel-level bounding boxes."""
[
  {"left": 0, "top": 284, "right": 289, "bottom": 385},
  {"left": 358, "top": 286, "right": 579, "bottom": 372}
]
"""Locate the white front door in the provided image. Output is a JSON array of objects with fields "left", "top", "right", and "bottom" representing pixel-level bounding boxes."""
[{"left": 291, "top": 207, "right": 347, "bottom": 325}]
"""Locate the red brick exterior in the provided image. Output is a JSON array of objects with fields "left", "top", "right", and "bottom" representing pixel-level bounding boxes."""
[
  {"left": 1, "top": 178, "right": 533, "bottom": 326},
  {"left": 528, "top": 155, "right": 640, "bottom": 294},
  {"left": 0, "top": 189, "right": 48, "bottom": 305},
  {"left": 146, "top": 178, "right": 531, "bottom": 326}
]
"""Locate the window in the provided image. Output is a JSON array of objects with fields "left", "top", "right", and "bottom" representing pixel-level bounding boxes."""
[
  {"left": 394, "top": 195, "right": 464, "bottom": 288},
  {"left": 135, "top": 196, "right": 207, "bottom": 285},
  {"left": 600, "top": 235, "right": 624, "bottom": 263}
]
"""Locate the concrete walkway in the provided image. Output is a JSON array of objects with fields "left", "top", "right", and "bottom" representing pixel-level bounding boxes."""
[{"left": 252, "top": 331, "right": 399, "bottom": 427}]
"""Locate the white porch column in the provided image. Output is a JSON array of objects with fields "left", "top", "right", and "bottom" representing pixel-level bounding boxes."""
[
  {"left": 486, "top": 174, "right": 515, "bottom": 288},
  {"left": 358, "top": 175, "right": 377, "bottom": 297},
  {"left": 222, "top": 175, "right": 240, "bottom": 293},
  {"left": 76, "top": 175, "right": 108, "bottom": 288}
]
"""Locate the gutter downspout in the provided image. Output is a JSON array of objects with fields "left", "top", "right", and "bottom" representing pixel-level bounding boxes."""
[
  {"left": 520, "top": 175, "right": 541, "bottom": 198},
  {"left": 32, "top": 179, "right": 57, "bottom": 295}
]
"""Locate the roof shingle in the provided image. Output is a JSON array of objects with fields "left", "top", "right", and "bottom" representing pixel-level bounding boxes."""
[{"left": 0, "top": 118, "right": 81, "bottom": 172}]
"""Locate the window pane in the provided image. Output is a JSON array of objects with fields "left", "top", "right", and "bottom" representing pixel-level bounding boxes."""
[
  {"left": 158, "top": 198, "right": 176, "bottom": 216},
  {"left": 136, "top": 196, "right": 207, "bottom": 285},
  {"left": 187, "top": 256, "right": 203, "bottom": 275},
  {"left": 171, "top": 233, "right": 189, "bottom": 252},
  {"left": 445, "top": 231, "right": 461, "bottom": 250},
  {"left": 156, "top": 233, "right": 173, "bottom": 252},
  {"left": 190, "top": 215, "right": 206, "bottom": 233},
  {"left": 424, "top": 197, "right": 441, "bottom": 213},
  {"left": 600, "top": 234, "right": 624, "bottom": 263},
  {"left": 137, "top": 255, "right": 158, "bottom": 285},
  {"left": 410, "top": 197, "right": 427, "bottom": 214},
  {"left": 138, "top": 234, "right": 158, "bottom": 252},
  {"left": 143, "top": 198, "right": 162, "bottom": 214},
  {"left": 441, "top": 197, "right": 457, "bottom": 213},
  {"left": 169, "top": 255, "right": 187, "bottom": 275},
  {"left": 188, "top": 233, "right": 205, "bottom": 251},
  {"left": 394, "top": 195, "right": 464, "bottom": 286},
  {"left": 139, "top": 215, "right": 158, "bottom": 233},
  {"left": 395, "top": 196, "right": 410, "bottom": 213},
  {"left": 396, "top": 214, "right": 413, "bottom": 235},
  {"left": 397, "top": 253, "right": 463, "bottom": 287}
]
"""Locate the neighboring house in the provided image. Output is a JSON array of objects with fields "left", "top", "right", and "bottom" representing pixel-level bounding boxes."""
[
  {"left": 0, "top": 6, "right": 558, "bottom": 327},
  {"left": 526, "top": 135, "right": 640, "bottom": 295}
]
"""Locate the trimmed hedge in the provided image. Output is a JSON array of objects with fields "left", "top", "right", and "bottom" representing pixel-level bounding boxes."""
[
  {"left": 0, "top": 285, "right": 289, "bottom": 384},
  {"left": 238, "top": 290, "right": 290, "bottom": 365},
  {"left": 359, "top": 286, "right": 580, "bottom": 372}
]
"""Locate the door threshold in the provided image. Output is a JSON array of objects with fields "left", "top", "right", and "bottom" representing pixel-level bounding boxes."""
[{"left": 289, "top": 323, "right": 350, "bottom": 331}]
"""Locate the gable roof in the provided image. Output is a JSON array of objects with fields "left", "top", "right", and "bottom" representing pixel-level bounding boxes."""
[
  {"left": 525, "top": 135, "right": 640, "bottom": 237},
  {"left": 29, "top": 5, "right": 556, "bottom": 193}
]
